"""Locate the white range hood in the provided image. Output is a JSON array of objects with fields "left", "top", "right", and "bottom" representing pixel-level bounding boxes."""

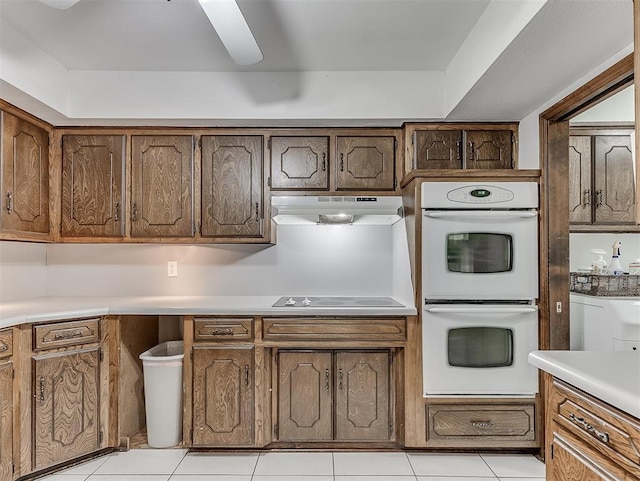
[{"left": 271, "top": 195, "right": 404, "bottom": 225}]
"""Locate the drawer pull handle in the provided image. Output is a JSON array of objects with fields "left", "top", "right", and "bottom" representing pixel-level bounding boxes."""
[
  {"left": 569, "top": 413, "right": 610, "bottom": 444},
  {"left": 471, "top": 420, "right": 494, "bottom": 428},
  {"left": 39, "top": 377, "right": 45, "bottom": 403},
  {"left": 211, "top": 328, "right": 233, "bottom": 336},
  {"left": 0, "top": 342, "right": 7, "bottom": 352},
  {"left": 53, "top": 330, "right": 84, "bottom": 340}
]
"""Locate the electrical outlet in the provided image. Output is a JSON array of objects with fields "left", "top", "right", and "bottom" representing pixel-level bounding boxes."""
[{"left": 167, "top": 261, "right": 178, "bottom": 277}]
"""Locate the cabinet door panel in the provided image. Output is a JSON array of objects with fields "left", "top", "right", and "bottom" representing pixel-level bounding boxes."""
[
  {"left": 278, "top": 351, "right": 332, "bottom": 441},
  {"left": 336, "top": 136, "right": 395, "bottom": 190},
  {"left": 33, "top": 348, "right": 100, "bottom": 471},
  {"left": 270, "top": 136, "right": 329, "bottom": 190},
  {"left": 549, "top": 430, "right": 627, "bottom": 481},
  {"left": 0, "top": 362, "right": 12, "bottom": 481},
  {"left": 201, "top": 135, "right": 263, "bottom": 237},
  {"left": 414, "top": 131, "right": 462, "bottom": 169},
  {"left": 466, "top": 130, "right": 513, "bottom": 169},
  {"left": 569, "top": 136, "right": 593, "bottom": 223},
  {"left": 594, "top": 134, "right": 636, "bottom": 224},
  {"left": 335, "top": 351, "right": 389, "bottom": 441},
  {"left": 193, "top": 347, "right": 253, "bottom": 446},
  {"left": 1, "top": 111, "right": 49, "bottom": 233},
  {"left": 131, "top": 135, "right": 194, "bottom": 237},
  {"left": 62, "top": 135, "right": 125, "bottom": 236}
]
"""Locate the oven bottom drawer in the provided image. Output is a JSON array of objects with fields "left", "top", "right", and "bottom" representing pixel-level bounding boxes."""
[{"left": 426, "top": 401, "right": 538, "bottom": 448}]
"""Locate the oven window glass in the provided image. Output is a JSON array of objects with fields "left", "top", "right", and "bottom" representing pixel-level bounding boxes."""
[
  {"left": 447, "top": 327, "right": 513, "bottom": 368},
  {"left": 447, "top": 233, "right": 513, "bottom": 273}
]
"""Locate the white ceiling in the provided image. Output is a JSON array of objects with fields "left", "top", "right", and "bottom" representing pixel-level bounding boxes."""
[{"left": 0, "top": 0, "right": 634, "bottom": 126}]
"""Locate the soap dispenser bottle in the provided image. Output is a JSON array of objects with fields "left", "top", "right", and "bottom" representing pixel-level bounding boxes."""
[
  {"left": 610, "top": 241, "right": 624, "bottom": 276},
  {"left": 591, "top": 249, "right": 608, "bottom": 274}
]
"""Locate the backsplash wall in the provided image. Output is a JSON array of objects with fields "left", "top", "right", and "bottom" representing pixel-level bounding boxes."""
[
  {"left": 42, "top": 224, "right": 408, "bottom": 298},
  {"left": 0, "top": 241, "right": 47, "bottom": 302},
  {"left": 570, "top": 233, "right": 640, "bottom": 272}
]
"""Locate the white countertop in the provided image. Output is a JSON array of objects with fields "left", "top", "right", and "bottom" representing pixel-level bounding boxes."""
[
  {"left": 0, "top": 295, "right": 417, "bottom": 329},
  {"left": 529, "top": 350, "right": 640, "bottom": 418}
]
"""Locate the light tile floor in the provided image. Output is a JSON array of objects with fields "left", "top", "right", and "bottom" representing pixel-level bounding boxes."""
[{"left": 39, "top": 449, "right": 545, "bottom": 481}]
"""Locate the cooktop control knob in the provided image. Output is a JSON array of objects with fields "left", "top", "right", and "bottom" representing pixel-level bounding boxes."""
[
  {"left": 285, "top": 297, "right": 296, "bottom": 306},
  {"left": 302, "top": 297, "right": 312, "bottom": 306}
]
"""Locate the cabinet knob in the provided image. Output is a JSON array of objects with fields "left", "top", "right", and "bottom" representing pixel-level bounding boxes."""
[
  {"left": 339, "top": 153, "right": 344, "bottom": 172},
  {"left": 244, "top": 365, "right": 249, "bottom": 386},
  {"left": 338, "top": 368, "right": 343, "bottom": 390},
  {"left": 114, "top": 201, "right": 120, "bottom": 222},
  {"left": 583, "top": 189, "right": 592, "bottom": 207},
  {"left": 325, "top": 369, "right": 330, "bottom": 391},
  {"left": 322, "top": 152, "right": 327, "bottom": 172},
  {"left": 131, "top": 202, "right": 138, "bottom": 221},
  {"left": 255, "top": 202, "right": 260, "bottom": 221},
  {"left": 6, "top": 192, "right": 12, "bottom": 214},
  {"left": 596, "top": 190, "right": 604, "bottom": 208},
  {"left": 468, "top": 141, "right": 475, "bottom": 162}
]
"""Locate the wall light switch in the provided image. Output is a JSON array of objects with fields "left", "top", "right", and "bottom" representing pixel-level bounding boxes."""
[{"left": 167, "top": 261, "right": 178, "bottom": 277}]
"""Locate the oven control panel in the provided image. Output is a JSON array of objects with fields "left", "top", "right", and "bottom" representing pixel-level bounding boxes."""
[{"left": 421, "top": 181, "right": 538, "bottom": 209}]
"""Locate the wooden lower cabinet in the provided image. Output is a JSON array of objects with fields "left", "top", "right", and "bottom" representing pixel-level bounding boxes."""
[
  {"left": 32, "top": 347, "right": 101, "bottom": 470},
  {"left": 425, "top": 399, "right": 538, "bottom": 448},
  {"left": 277, "top": 350, "right": 391, "bottom": 442},
  {"left": 0, "top": 360, "right": 13, "bottom": 480},
  {"left": 546, "top": 378, "right": 640, "bottom": 480},
  {"left": 278, "top": 351, "right": 333, "bottom": 441},
  {"left": 192, "top": 347, "right": 254, "bottom": 446}
]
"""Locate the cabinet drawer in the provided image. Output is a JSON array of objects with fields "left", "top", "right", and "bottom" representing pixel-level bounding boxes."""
[
  {"left": 263, "top": 318, "right": 406, "bottom": 341},
  {"left": 426, "top": 402, "right": 536, "bottom": 447},
  {"left": 33, "top": 318, "right": 100, "bottom": 350},
  {"left": 194, "top": 318, "right": 253, "bottom": 341},
  {"left": 0, "top": 329, "right": 12, "bottom": 359},
  {"left": 551, "top": 379, "right": 640, "bottom": 472}
]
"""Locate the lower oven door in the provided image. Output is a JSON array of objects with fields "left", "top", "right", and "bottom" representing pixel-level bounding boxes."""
[{"left": 422, "top": 304, "right": 539, "bottom": 396}]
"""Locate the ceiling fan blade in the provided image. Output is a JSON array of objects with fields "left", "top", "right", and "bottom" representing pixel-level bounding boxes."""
[
  {"left": 39, "top": 0, "right": 82, "bottom": 9},
  {"left": 198, "top": 0, "right": 263, "bottom": 66}
]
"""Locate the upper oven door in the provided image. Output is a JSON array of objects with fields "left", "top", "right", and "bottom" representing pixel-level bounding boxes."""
[{"left": 422, "top": 210, "right": 538, "bottom": 300}]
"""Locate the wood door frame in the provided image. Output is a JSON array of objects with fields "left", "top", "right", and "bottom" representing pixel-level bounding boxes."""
[{"left": 540, "top": 53, "right": 634, "bottom": 351}]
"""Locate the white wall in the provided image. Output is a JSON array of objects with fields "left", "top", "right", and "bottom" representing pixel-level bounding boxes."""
[
  {"left": 0, "top": 241, "right": 47, "bottom": 302},
  {"left": 518, "top": 43, "right": 634, "bottom": 168},
  {"left": 571, "top": 85, "right": 634, "bottom": 124},
  {"left": 42, "top": 225, "right": 401, "bottom": 298}
]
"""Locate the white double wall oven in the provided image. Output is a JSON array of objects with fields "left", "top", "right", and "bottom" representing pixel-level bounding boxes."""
[{"left": 421, "top": 182, "right": 539, "bottom": 396}]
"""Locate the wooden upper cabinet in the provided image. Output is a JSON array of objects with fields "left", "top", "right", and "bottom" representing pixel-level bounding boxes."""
[
  {"left": 270, "top": 136, "right": 329, "bottom": 190},
  {"left": 62, "top": 135, "right": 125, "bottom": 237},
  {"left": 594, "top": 134, "right": 636, "bottom": 224},
  {"left": 569, "top": 129, "right": 636, "bottom": 227},
  {"left": 131, "top": 135, "right": 194, "bottom": 237},
  {"left": 466, "top": 130, "right": 513, "bottom": 169},
  {"left": 0, "top": 111, "right": 49, "bottom": 234},
  {"left": 414, "top": 130, "right": 463, "bottom": 169},
  {"left": 410, "top": 126, "right": 515, "bottom": 171},
  {"left": 336, "top": 136, "right": 395, "bottom": 190},
  {"left": 569, "top": 135, "right": 592, "bottom": 224},
  {"left": 201, "top": 135, "right": 263, "bottom": 237}
]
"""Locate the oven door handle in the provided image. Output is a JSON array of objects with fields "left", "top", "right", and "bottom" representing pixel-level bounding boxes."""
[
  {"left": 425, "top": 306, "right": 538, "bottom": 314},
  {"left": 424, "top": 211, "right": 537, "bottom": 219}
]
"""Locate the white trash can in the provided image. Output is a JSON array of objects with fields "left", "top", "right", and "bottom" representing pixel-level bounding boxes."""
[{"left": 139, "top": 340, "right": 184, "bottom": 448}]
